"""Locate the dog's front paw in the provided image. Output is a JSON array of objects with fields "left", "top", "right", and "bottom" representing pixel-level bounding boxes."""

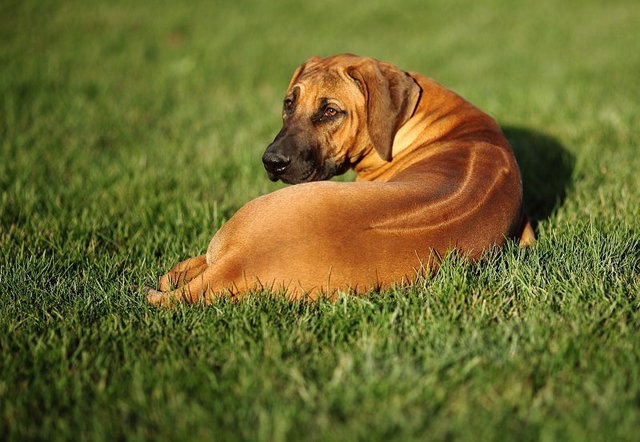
[{"left": 145, "top": 286, "right": 175, "bottom": 308}]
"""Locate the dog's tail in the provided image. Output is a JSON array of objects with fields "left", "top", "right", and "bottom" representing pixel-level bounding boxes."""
[{"left": 517, "top": 216, "right": 536, "bottom": 247}]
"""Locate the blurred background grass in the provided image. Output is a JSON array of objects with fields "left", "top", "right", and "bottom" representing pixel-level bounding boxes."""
[{"left": 2, "top": 0, "right": 638, "bottom": 258}]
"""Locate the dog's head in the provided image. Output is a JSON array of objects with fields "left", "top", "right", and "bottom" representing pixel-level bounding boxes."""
[{"left": 262, "top": 54, "right": 422, "bottom": 184}]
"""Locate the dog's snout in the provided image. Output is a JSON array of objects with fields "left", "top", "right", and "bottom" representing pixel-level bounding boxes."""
[{"left": 262, "top": 151, "right": 291, "bottom": 176}]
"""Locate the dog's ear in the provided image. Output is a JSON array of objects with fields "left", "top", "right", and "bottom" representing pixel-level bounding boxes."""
[{"left": 347, "top": 60, "right": 421, "bottom": 161}]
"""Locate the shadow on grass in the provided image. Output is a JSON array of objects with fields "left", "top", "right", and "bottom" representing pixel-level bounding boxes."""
[{"left": 503, "top": 126, "right": 575, "bottom": 224}]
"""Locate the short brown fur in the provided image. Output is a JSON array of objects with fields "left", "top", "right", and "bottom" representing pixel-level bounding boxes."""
[{"left": 146, "top": 54, "right": 534, "bottom": 306}]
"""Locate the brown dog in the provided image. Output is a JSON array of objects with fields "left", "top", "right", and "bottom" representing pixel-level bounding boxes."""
[{"left": 146, "top": 54, "right": 535, "bottom": 306}]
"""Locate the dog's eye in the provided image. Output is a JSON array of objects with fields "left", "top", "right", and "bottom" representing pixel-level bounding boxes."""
[
  {"left": 323, "top": 107, "right": 338, "bottom": 118},
  {"left": 284, "top": 98, "right": 294, "bottom": 110},
  {"left": 311, "top": 103, "right": 344, "bottom": 125}
]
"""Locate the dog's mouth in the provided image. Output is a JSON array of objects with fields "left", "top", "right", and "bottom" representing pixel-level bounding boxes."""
[
  {"left": 281, "top": 172, "right": 315, "bottom": 185},
  {"left": 266, "top": 168, "right": 293, "bottom": 182},
  {"left": 268, "top": 165, "right": 318, "bottom": 184},
  {"left": 268, "top": 156, "right": 349, "bottom": 184}
]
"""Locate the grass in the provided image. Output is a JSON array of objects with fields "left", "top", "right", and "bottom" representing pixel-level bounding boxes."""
[{"left": 1, "top": 0, "right": 639, "bottom": 440}]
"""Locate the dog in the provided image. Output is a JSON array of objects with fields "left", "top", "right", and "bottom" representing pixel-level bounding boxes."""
[{"left": 145, "top": 54, "right": 535, "bottom": 306}]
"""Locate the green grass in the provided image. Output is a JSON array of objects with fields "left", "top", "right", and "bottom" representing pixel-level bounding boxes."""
[{"left": 1, "top": 0, "right": 639, "bottom": 440}]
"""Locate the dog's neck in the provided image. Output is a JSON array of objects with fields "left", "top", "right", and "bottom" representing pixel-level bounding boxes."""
[{"left": 353, "top": 74, "right": 505, "bottom": 183}]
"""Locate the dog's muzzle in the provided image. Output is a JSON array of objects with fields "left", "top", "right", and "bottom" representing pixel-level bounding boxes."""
[
  {"left": 262, "top": 132, "right": 320, "bottom": 183},
  {"left": 262, "top": 128, "right": 348, "bottom": 184}
]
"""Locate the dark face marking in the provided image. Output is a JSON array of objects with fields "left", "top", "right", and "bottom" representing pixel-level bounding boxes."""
[{"left": 262, "top": 85, "right": 350, "bottom": 184}]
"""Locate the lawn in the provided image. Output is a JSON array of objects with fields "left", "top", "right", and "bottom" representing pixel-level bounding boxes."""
[{"left": 1, "top": 0, "right": 639, "bottom": 440}]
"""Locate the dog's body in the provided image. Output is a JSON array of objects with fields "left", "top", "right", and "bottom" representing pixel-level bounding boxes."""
[{"left": 146, "top": 54, "right": 534, "bottom": 305}]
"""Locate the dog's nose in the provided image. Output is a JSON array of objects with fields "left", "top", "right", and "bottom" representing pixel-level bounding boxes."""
[{"left": 262, "top": 151, "right": 291, "bottom": 175}]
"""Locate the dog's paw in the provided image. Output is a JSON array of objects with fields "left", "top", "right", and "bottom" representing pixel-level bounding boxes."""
[{"left": 145, "top": 286, "right": 175, "bottom": 308}]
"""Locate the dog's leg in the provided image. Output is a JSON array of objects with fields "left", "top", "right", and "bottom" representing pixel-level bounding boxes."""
[
  {"left": 147, "top": 264, "right": 226, "bottom": 307},
  {"left": 158, "top": 254, "right": 208, "bottom": 291}
]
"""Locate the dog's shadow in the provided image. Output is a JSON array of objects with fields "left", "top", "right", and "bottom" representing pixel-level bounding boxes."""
[{"left": 503, "top": 126, "right": 575, "bottom": 223}]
